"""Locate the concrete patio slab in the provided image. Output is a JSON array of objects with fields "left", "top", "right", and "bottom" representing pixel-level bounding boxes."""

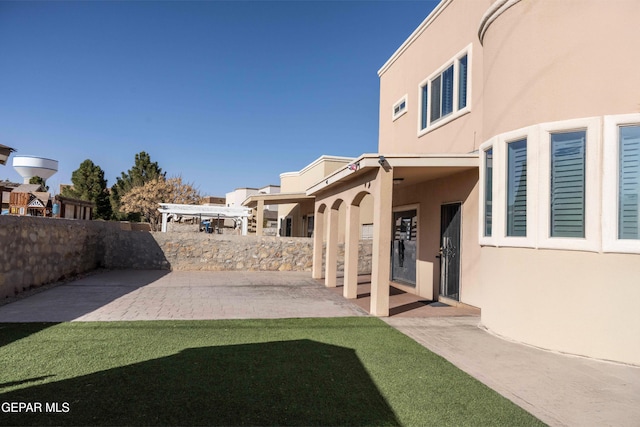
[{"left": 0, "top": 270, "right": 368, "bottom": 322}]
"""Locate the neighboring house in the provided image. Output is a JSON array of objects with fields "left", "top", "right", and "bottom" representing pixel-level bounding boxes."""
[
  {"left": 53, "top": 195, "right": 95, "bottom": 220},
  {"left": 308, "top": 0, "right": 640, "bottom": 366},
  {"left": 243, "top": 155, "right": 374, "bottom": 239},
  {"left": 201, "top": 196, "right": 225, "bottom": 206},
  {"left": 9, "top": 184, "right": 52, "bottom": 217},
  {"left": 226, "top": 185, "right": 281, "bottom": 233},
  {"left": 0, "top": 181, "right": 20, "bottom": 214}
]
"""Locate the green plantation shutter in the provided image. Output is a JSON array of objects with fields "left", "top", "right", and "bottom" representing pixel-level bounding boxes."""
[
  {"left": 442, "top": 65, "right": 454, "bottom": 116},
  {"left": 619, "top": 125, "right": 640, "bottom": 239},
  {"left": 430, "top": 75, "right": 441, "bottom": 122},
  {"left": 484, "top": 148, "right": 493, "bottom": 237},
  {"left": 507, "top": 139, "right": 527, "bottom": 237},
  {"left": 458, "top": 55, "right": 468, "bottom": 109},
  {"left": 550, "top": 131, "right": 586, "bottom": 238},
  {"left": 421, "top": 85, "right": 428, "bottom": 130}
]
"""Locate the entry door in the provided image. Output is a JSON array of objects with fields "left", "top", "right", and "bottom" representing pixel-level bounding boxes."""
[
  {"left": 440, "top": 203, "right": 461, "bottom": 300},
  {"left": 391, "top": 210, "right": 417, "bottom": 286}
]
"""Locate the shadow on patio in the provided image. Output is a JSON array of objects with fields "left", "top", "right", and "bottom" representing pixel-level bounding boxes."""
[{"left": 328, "top": 275, "right": 480, "bottom": 318}]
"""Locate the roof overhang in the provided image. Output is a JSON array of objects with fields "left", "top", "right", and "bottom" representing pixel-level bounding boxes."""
[
  {"left": 306, "top": 153, "right": 479, "bottom": 196},
  {"left": 242, "top": 192, "right": 314, "bottom": 208}
]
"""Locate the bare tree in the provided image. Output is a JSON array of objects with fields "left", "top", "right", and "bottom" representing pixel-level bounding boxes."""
[{"left": 120, "top": 177, "right": 201, "bottom": 230}]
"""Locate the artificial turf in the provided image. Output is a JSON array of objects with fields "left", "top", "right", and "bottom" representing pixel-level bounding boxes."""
[{"left": 0, "top": 318, "right": 544, "bottom": 426}]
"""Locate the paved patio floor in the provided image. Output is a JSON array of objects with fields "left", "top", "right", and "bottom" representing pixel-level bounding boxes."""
[{"left": 0, "top": 269, "right": 639, "bottom": 427}]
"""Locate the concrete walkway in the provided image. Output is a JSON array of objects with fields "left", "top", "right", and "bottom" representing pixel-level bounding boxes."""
[{"left": 0, "top": 270, "right": 639, "bottom": 426}]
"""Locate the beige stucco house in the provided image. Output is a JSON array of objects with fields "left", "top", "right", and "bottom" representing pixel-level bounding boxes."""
[
  {"left": 244, "top": 155, "right": 373, "bottom": 239},
  {"left": 309, "top": 0, "right": 640, "bottom": 366}
]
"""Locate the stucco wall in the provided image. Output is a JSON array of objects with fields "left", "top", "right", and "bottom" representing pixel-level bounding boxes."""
[
  {"left": 378, "top": 0, "right": 489, "bottom": 155},
  {"left": 392, "top": 169, "right": 480, "bottom": 305},
  {"left": 479, "top": 246, "right": 640, "bottom": 366},
  {"left": 0, "top": 216, "right": 372, "bottom": 299},
  {"left": 482, "top": 0, "right": 640, "bottom": 140}
]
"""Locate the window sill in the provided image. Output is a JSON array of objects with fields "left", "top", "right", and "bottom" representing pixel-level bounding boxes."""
[{"left": 418, "top": 108, "right": 471, "bottom": 137}]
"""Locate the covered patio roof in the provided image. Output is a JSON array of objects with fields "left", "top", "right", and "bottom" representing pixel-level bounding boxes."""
[
  {"left": 306, "top": 153, "right": 479, "bottom": 196},
  {"left": 242, "top": 192, "right": 314, "bottom": 209}
]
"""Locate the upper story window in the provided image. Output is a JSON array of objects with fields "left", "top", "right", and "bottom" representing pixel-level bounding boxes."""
[
  {"left": 392, "top": 95, "right": 408, "bottom": 121},
  {"left": 418, "top": 45, "right": 471, "bottom": 135}
]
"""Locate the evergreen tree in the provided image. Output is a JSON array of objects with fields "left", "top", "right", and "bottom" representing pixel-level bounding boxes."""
[
  {"left": 110, "top": 151, "right": 165, "bottom": 221},
  {"left": 62, "top": 159, "right": 112, "bottom": 220},
  {"left": 29, "top": 176, "right": 49, "bottom": 191}
]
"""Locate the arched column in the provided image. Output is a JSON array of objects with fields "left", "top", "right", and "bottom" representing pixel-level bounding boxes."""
[
  {"left": 312, "top": 203, "right": 326, "bottom": 279},
  {"left": 324, "top": 201, "right": 341, "bottom": 288},
  {"left": 343, "top": 201, "right": 361, "bottom": 299}
]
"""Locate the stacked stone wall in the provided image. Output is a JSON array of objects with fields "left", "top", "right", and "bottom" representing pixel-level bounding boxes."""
[
  {"left": 0, "top": 216, "right": 118, "bottom": 298},
  {"left": 0, "top": 216, "right": 372, "bottom": 298}
]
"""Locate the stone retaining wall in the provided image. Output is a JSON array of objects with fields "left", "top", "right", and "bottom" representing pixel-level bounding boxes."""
[
  {"left": 0, "top": 216, "right": 372, "bottom": 298},
  {"left": 0, "top": 216, "right": 116, "bottom": 298}
]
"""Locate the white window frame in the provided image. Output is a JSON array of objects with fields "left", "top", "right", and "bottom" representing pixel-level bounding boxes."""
[
  {"left": 603, "top": 113, "right": 640, "bottom": 253},
  {"left": 537, "top": 117, "right": 601, "bottom": 252},
  {"left": 392, "top": 95, "right": 408, "bottom": 121},
  {"left": 480, "top": 126, "right": 538, "bottom": 248},
  {"left": 495, "top": 127, "right": 538, "bottom": 248},
  {"left": 417, "top": 44, "right": 472, "bottom": 136}
]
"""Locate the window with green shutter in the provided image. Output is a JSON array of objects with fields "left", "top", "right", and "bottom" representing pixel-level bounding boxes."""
[
  {"left": 619, "top": 125, "right": 640, "bottom": 239},
  {"left": 550, "top": 131, "right": 586, "bottom": 238},
  {"left": 507, "top": 138, "right": 527, "bottom": 237},
  {"left": 484, "top": 147, "right": 493, "bottom": 237}
]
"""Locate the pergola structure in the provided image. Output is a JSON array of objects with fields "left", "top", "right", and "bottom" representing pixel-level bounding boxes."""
[{"left": 157, "top": 203, "right": 252, "bottom": 235}]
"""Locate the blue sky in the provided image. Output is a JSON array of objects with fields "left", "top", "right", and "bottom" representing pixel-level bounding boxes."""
[{"left": 0, "top": 0, "right": 436, "bottom": 196}]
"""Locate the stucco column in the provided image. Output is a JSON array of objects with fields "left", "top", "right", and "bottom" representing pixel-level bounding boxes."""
[
  {"left": 324, "top": 206, "right": 339, "bottom": 287},
  {"left": 312, "top": 205, "right": 325, "bottom": 279},
  {"left": 255, "top": 200, "right": 265, "bottom": 236},
  {"left": 370, "top": 167, "right": 393, "bottom": 316},
  {"left": 343, "top": 203, "right": 360, "bottom": 299},
  {"left": 161, "top": 212, "right": 168, "bottom": 233},
  {"left": 241, "top": 217, "right": 248, "bottom": 236}
]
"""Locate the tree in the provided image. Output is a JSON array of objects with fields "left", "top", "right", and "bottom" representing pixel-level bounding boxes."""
[
  {"left": 120, "top": 176, "right": 201, "bottom": 231},
  {"left": 29, "top": 176, "right": 49, "bottom": 192},
  {"left": 61, "top": 159, "right": 112, "bottom": 220},
  {"left": 110, "top": 151, "right": 165, "bottom": 221}
]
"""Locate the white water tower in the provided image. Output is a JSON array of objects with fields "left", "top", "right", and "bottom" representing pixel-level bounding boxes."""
[{"left": 12, "top": 155, "right": 58, "bottom": 184}]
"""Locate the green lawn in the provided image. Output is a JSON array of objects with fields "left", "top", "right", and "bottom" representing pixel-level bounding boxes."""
[{"left": 0, "top": 318, "right": 544, "bottom": 426}]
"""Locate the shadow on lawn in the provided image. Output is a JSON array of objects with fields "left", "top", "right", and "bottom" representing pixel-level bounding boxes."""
[
  {"left": 0, "top": 323, "right": 60, "bottom": 350},
  {"left": 0, "top": 339, "right": 400, "bottom": 426}
]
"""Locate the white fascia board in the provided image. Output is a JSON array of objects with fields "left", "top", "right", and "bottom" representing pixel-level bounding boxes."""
[
  {"left": 306, "top": 154, "right": 382, "bottom": 195},
  {"left": 280, "top": 154, "right": 355, "bottom": 178},
  {"left": 305, "top": 153, "right": 479, "bottom": 195},
  {"left": 158, "top": 203, "right": 251, "bottom": 217},
  {"left": 377, "top": 0, "right": 453, "bottom": 77}
]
